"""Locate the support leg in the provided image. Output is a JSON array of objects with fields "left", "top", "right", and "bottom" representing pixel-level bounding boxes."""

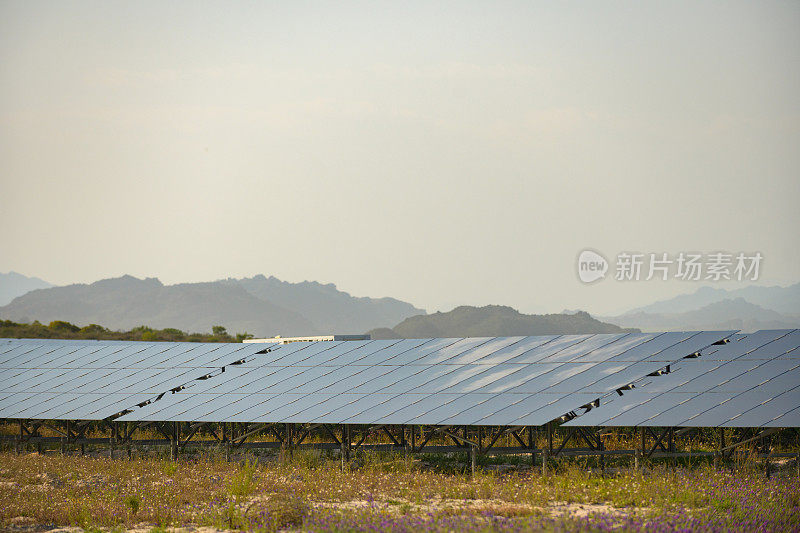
[
  {"left": 287, "top": 423, "right": 294, "bottom": 462},
  {"left": 126, "top": 422, "right": 132, "bottom": 460},
  {"left": 529, "top": 427, "right": 535, "bottom": 469},
  {"left": 542, "top": 447, "right": 549, "bottom": 476},
  {"left": 668, "top": 427, "right": 675, "bottom": 467},
  {"left": 224, "top": 422, "right": 231, "bottom": 462},
  {"left": 599, "top": 434, "right": 605, "bottom": 473},
  {"left": 470, "top": 444, "right": 477, "bottom": 477},
  {"left": 341, "top": 425, "right": 350, "bottom": 470},
  {"left": 171, "top": 421, "right": 179, "bottom": 461},
  {"left": 109, "top": 423, "right": 116, "bottom": 458}
]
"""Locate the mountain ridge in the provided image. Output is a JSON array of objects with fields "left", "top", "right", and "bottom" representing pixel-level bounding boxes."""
[
  {"left": 625, "top": 283, "right": 800, "bottom": 316},
  {"left": 603, "top": 297, "right": 799, "bottom": 332},
  {"left": 0, "top": 274, "right": 423, "bottom": 337},
  {"left": 0, "top": 275, "right": 318, "bottom": 336},
  {"left": 222, "top": 274, "right": 424, "bottom": 334},
  {"left": 0, "top": 271, "right": 53, "bottom": 306},
  {"left": 369, "top": 305, "right": 638, "bottom": 339}
]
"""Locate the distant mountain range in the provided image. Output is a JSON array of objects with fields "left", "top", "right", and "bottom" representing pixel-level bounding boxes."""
[
  {"left": 0, "top": 274, "right": 423, "bottom": 337},
  {"left": 625, "top": 283, "right": 800, "bottom": 316},
  {"left": 1, "top": 271, "right": 797, "bottom": 338},
  {"left": 601, "top": 283, "right": 800, "bottom": 332},
  {"left": 0, "top": 272, "right": 53, "bottom": 306},
  {"left": 368, "top": 306, "right": 637, "bottom": 339},
  {"left": 220, "top": 275, "right": 422, "bottom": 335}
]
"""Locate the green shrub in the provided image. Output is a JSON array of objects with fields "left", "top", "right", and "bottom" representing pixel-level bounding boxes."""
[{"left": 227, "top": 459, "right": 257, "bottom": 500}]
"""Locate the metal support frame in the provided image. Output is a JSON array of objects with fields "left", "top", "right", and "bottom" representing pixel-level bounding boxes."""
[
  {"left": 645, "top": 427, "right": 671, "bottom": 458},
  {"left": 1, "top": 419, "right": 796, "bottom": 472},
  {"left": 721, "top": 427, "right": 780, "bottom": 458}
]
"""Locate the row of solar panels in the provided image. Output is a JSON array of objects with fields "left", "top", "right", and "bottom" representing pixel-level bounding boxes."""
[
  {"left": 1, "top": 330, "right": 798, "bottom": 428},
  {"left": 565, "top": 329, "right": 800, "bottom": 428}
]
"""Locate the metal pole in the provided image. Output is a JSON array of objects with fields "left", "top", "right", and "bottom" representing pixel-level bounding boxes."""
[
  {"left": 171, "top": 421, "right": 178, "bottom": 461},
  {"left": 109, "top": 423, "right": 116, "bottom": 458},
  {"left": 529, "top": 426, "right": 535, "bottom": 468},
  {"left": 542, "top": 446, "right": 549, "bottom": 476},
  {"left": 126, "top": 422, "right": 132, "bottom": 460},
  {"left": 599, "top": 434, "right": 605, "bottom": 474},
  {"left": 668, "top": 427, "right": 675, "bottom": 467},
  {"left": 341, "top": 425, "right": 350, "bottom": 470},
  {"left": 640, "top": 426, "right": 646, "bottom": 460},
  {"left": 288, "top": 423, "right": 294, "bottom": 461},
  {"left": 470, "top": 444, "right": 477, "bottom": 477},
  {"left": 225, "top": 422, "right": 231, "bottom": 462}
]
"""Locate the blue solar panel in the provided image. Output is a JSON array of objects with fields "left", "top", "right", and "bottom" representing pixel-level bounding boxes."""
[
  {"left": 2, "top": 331, "right": 754, "bottom": 427},
  {"left": 0, "top": 339, "right": 276, "bottom": 420},
  {"left": 565, "top": 329, "right": 800, "bottom": 428}
]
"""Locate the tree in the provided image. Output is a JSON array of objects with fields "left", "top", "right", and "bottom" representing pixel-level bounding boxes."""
[
  {"left": 212, "top": 325, "right": 228, "bottom": 337},
  {"left": 141, "top": 331, "right": 158, "bottom": 342},
  {"left": 236, "top": 332, "right": 254, "bottom": 342},
  {"left": 48, "top": 320, "right": 80, "bottom": 333},
  {"left": 79, "top": 324, "right": 108, "bottom": 337}
]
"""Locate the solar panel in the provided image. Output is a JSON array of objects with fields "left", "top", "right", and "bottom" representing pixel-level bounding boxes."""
[
  {"left": 1, "top": 331, "right": 745, "bottom": 427},
  {"left": 763, "top": 404, "right": 800, "bottom": 427},
  {"left": 0, "top": 339, "right": 275, "bottom": 420},
  {"left": 565, "top": 329, "right": 800, "bottom": 428},
  {"left": 471, "top": 393, "right": 574, "bottom": 426},
  {"left": 436, "top": 392, "right": 527, "bottom": 425},
  {"left": 113, "top": 331, "right": 734, "bottom": 425}
]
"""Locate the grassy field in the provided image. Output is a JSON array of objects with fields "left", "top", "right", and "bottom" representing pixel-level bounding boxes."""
[{"left": 1, "top": 448, "right": 799, "bottom": 532}]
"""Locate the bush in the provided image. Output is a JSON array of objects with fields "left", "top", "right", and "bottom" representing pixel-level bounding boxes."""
[
  {"left": 48, "top": 320, "right": 80, "bottom": 333},
  {"left": 246, "top": 492, "right": 309, "bottom": 532}
]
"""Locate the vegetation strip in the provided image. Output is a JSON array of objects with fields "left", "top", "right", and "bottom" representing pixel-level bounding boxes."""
[{"left": 1, "top": 450, "right": 798, "bottom": 532}]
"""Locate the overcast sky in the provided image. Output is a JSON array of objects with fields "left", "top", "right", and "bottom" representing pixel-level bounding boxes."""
[{"left": 1, "top": 1, "right": 798, "bottom": 315}]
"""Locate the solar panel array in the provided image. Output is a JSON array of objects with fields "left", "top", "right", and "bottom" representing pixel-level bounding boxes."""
[
  {"left": 0, "top": 339, "right": 271, "bottom": 421},
  {"left": 7, "top": 331, "right": 796, "bottom": 428},
  {"left": 565, "top": 329, "right": 800, "bottom": 428},
  {"left": 109, "top": 331, "right": 729, "bottom": 425}
]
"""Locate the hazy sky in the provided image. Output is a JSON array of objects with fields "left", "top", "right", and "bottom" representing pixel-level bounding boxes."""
[{"left": 1, "top": 1, "right": 798, "bottom": 315}]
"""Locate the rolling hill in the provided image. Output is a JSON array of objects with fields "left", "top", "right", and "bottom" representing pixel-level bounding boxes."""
[
  {"left": 603, "top": 298, "right": 799, "bottom": 332},
  {"left": 368, "top": 305, "right": 638, "bottom": 339},
  {"left": 626, "top": 283, "right": 800, "bottom": 316}
]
